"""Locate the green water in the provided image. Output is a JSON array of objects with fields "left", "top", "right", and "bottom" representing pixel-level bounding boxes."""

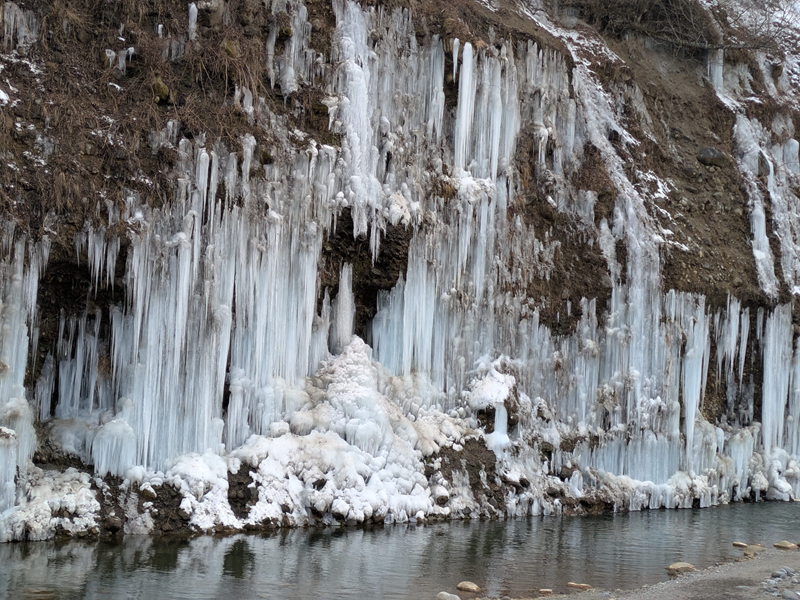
[{"left": 1, "top": 503, "right": 798, "bottom": 599}]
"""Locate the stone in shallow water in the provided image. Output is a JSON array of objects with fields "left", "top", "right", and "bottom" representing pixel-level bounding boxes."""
[
  {"left": 437, "top": 593, "right": 460, "bottom": 600},
  {"left": 456, "top": 581, "right": 480, "bottom": 592},
  {"left": 774, "top": 541, "right": 798, "bottom": 551},
  {"left": 539, "top": 591, "right": 553, "bottom": 596},
  {"left": 732, "top": 541, "right": 748, "bottom": 548},
  {"left": 666, "top": 562, "right": 695, "bottom": 576},
  {"left": 567, "top": 582, "right": 592, "bottom": 590},
  {"left": 745, "top": 544, "right": 766, "bottom": 556}
]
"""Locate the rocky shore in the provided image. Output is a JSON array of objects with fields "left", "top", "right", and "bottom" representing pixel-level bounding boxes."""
[{"left": 436, "top": 547, "right": 800, "bottom": 600}]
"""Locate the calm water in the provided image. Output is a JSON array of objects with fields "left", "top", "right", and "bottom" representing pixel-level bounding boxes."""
[{"left": 1, "top": 503, "right": 799, "bottom": 599}]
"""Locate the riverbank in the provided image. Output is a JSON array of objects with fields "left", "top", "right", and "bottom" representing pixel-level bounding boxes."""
[
  {"left": 447, "top": 549, "right": 800, "bottom": 600},
  {"left": 3, "top": 505, "right": 800, "bottom": 598},
  {"left": 582, "top": 550, "right": 800, "bottom": 600}
]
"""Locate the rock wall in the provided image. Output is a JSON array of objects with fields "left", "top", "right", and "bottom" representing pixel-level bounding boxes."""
[{"left": 1, "top": 0, "right": 800, "bottom": 541}]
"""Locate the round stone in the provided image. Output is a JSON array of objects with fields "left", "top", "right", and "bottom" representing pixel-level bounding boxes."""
[
  {"left": 774, "top": 541, "right": 798, "bottom": 551},
  {"left": 666, "top": 562, "right": 695, "bottom": 576}
]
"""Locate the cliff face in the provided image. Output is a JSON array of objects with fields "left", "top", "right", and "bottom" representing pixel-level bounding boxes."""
[{"left": 1, "top": 0, "right": 800, "bottom": 541}]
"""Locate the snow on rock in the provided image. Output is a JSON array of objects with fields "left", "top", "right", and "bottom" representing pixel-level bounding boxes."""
[
  {"left": 226, "top": 338, "right": 467, "bottom": 528},
  {"left": 0, "top": 466, "right": 99, "bottom": 542},
  {"left": 164, "top": 451, "right": 238, "bottom": 530}
]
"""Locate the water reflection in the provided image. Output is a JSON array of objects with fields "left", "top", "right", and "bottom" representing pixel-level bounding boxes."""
[{"left": 1, "top": 503, "right": 798, "bottom": 599}]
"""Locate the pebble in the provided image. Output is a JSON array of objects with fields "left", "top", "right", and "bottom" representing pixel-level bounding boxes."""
[
  {"left": 666, "top": 562, "right": 696, "bottom": 576},
  {"left": 567, "top": 582, "right": 592, "bottom": 590},
  {"left": 774, "top": 541, "right": 798, "bottom": 551},
  {"left": 456, "top": 581, "right": 481, "bottom": 592},
  {"left": 782, "top": 591, "right": 800, "bottom": 600}
]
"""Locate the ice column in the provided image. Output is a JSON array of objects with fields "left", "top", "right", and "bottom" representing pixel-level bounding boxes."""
[
  {"left": 91, "top": 419, "right": 136, "bottom": 477},
  {"left": 733, "top": 115, "right": 779, "bottom": 298},
  {"left": 708, "top": 49, "right": 723, "bottom": 90},
  {"left": 453, "top": 43, "right": 475, "bottom": 172},
  {"left": 0, "top": 238, "right": 37, "bottom": 473},
  {"left": 330, "top": 263, "right": 355, "bottom": 354},
  {"left": 0, "top": 428, "right": 17, "bottom": 513},
  {"left": 761, "top": 305, "right": 792, "bottom": 456}
]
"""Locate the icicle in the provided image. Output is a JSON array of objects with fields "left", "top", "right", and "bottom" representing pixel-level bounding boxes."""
[
  {"left": 707, "top": 49, "right": 723, "bottom": 91},
  {"left": 3, "top": 2, "right": 39, "bottom": 52},
  {"left": 35, "top": 354, "right": 55, "bottom": 422},
  {"left": 485, "top": 402, "right": 511, "bottom": 453},
  {"left": 452, "top": 38, "right": 460, "bottom": 81},
  {"left": 91, "top": 419, "right": 136, "bottom": 477},
  {"left": 188, "top": 3, "right": 198, "bottom": 41},
  {"left": 761, "top": 305, "right": 792, "bottom": 456},
  {"left": 0, "top": 428, "right": 17, "bottom": 514},
  {"left": 453, "top": 43, "right": 475, "bottom": 172},
  {"left": 330, "top": 263, "right": 355, "bottom": 354}
]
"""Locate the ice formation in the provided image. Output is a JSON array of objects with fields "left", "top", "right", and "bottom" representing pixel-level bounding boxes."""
[{"left": 3, "top": 0, "right": 800, "bottom": 540}]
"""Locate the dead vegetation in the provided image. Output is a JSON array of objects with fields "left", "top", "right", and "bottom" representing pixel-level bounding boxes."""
[
  {"left": 567, "top": 0, "right": 798, "bottom": 53},
  {"left": 0, "top": 0, "right": 319, "bottom": 245}
]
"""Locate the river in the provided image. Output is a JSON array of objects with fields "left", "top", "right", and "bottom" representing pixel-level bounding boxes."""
[{"left": 1, "top": 503, "right": 798, "bottom": 599}]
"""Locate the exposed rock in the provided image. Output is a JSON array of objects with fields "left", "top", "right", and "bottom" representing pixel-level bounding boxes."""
[
  {"left": 697, "top": 147, "right": 727, "bottom": 167},
  {"left": 666, "top": 562, "right": 696, "bottom": 576},
  {"left": 774, "top": 541, "right": 798, "bottom": 551},
  {"left": 431, "top": 485, "right": 450, "bottom": 506},
  {"left": 744, "top": 545, "right": 766, "bottom": 556},
  {"left": 456, "top": 581, "right": 480, "bottom": 592},
  {"left": 758, "top": 153, "right": 771, "bottom": 177},
  {"left": 732, "top": 541, "right": 748, "bottom": 548},
  {"left": 567, "top": 582, "right": 592, "bottom": 590},
  {"left": 104, "top": 516, "right": 122, "bottom": 532},
  {"left": 437, "top": 593, "right": 461, "bottom": 600},
  {"left": 539, "top": 591, "right": 553, "bottom": 596}
]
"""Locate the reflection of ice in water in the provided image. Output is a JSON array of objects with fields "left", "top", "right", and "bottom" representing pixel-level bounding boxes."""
[{"left": 0, "top": 503, "right": 796, "bottom": 599}]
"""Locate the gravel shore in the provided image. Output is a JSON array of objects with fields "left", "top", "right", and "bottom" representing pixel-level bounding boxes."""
[
  {"left": 440, "top": 548, "right": 800, "bottom": 600},
  {"left": 576, "top": 549, "right": 800, "bottom": 600}
]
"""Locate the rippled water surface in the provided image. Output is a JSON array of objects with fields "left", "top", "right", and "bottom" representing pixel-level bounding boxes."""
[{"left": 2, "top": 503, "right": 799, "bottom": 599}]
